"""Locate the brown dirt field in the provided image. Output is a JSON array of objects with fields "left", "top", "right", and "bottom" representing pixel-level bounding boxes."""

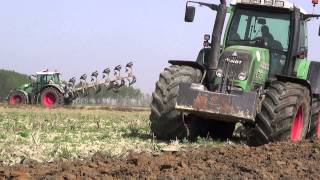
[{"left": 1, "top": 140, "right": 320, "bottom": 179}]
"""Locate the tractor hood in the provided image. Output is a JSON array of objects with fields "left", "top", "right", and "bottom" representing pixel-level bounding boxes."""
[
  {"left": 214, "top": 46, "right": 270, "bottom": 92},
  {"left": 18, "top": 83, "right": 30, "bottom": 90},
  {"left": 18, "top": 83, "right": 33, "bottom": 94}
]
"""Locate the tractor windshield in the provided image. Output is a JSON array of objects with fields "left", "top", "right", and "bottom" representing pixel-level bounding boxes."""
[
  {"left": 226, "top": 8, "right": 291, "bottom": 75},
  {"left": 37, "top": 74, "right": 60, "bottom": 84}
]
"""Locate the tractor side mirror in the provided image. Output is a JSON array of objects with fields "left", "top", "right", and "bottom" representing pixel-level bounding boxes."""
[{"left": 185, "top": 6, "right": 196, "bottom": 22}]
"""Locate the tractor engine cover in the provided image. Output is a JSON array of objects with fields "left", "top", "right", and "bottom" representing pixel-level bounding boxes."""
[{"left": 175, "top": 83, "right": 259, "bottom": 122}]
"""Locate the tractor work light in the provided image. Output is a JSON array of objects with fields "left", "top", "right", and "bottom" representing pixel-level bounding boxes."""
[
  {"left": 232, "top": 0, "right": 292, "bottom": 9},
  {"left": 264, "top": 0, "right": 274, "bottom": 5},
  {"left": 241, "top": 0, "right": 251, "bottom": 3},
  {"left": 204, "top": 34, "right": 211, "bottom": 41},
  {"left": 274, "top": 1, "right": 285, "bottom": 7},
  {"left": 251, "top": 0, "right": 262, "bottom": 4}
]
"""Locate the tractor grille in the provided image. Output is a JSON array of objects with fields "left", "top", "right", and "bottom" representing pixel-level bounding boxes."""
[{"left": 218, "top": 50, "right": 252, "bottom": 80}]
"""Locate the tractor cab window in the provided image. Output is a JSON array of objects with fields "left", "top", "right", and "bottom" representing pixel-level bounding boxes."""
[
  {"left": 51, "top": 74, "right": 60, "bottom": 84},
  {"left": 37, "top": 74, "right": 60, "bottom": 84},
  {"left": 47, "top": 75, "right": 55, "bottom": 84},
  {"left": 298, "top": 19, "right": 308, "bottom": 57},
  {"left": 37, "top": 75, "right": 46, "bottom": 84},
  {"left": 227, "top": 8, "right": 291, "bottom": 76}
]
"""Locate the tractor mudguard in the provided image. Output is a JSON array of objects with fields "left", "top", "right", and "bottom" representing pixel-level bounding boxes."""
[
  {"left": 275, "top": 75, "right": 312, "bottom": 95},
  {"left": 175, "top": 83, "right": 259, "bottom": 123},
  {"left": 7, "top": 90, "right": 29, "bottom": 104},
  {"left": 168, "top": 60, "right": 206, "bottom": 74},
  {"left": 307, "top": 61, "right": 320, "bottom": 95}
]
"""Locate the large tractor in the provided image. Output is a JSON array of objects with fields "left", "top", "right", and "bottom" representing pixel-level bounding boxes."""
[
  {"left": 150, "top": 0, "right": 320, "bottom": 145},
  {"left": 8, "top": 63, "right": 136, "bottom": 107}
]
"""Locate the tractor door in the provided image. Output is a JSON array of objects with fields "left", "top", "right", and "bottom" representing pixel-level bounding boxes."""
[{"left": 36, "top": 75, "right": 48, "bottom": 91}]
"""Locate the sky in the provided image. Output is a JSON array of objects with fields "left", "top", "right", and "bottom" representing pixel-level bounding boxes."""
[{"left": 0, "top": 0, "right": 319, "bottom": 93}]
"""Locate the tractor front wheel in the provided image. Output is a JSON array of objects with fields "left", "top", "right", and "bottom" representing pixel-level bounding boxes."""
[
  {"left": 247, "top": 81, "right": 311, "bottom": 146},
  {"left": 40, "top": 87, "right": 64, "bottom": 107},
  {"left": 150, "top": 65, "right": 203, "bottom": 140},
  {"left": 8, "top": 91, "right": 28, "bottom": 105}
]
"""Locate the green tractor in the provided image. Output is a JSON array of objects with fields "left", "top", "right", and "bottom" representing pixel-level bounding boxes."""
[
  {"left": 8, "top": 63, "right": 136, "bottom": 107},
  {"left": 8, "top": 71, "right": 68, "bottom": 107},
  {"left": 150, "top": 0, "right": 320, "bottom": 145}
]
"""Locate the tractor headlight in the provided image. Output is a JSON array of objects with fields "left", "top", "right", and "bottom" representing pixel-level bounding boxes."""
[
  {"left": 238, "top": 72, "right": 247, "bottom": 81},
  {"left": 216, "top": 69, "right": 223, "bottom": 78}
]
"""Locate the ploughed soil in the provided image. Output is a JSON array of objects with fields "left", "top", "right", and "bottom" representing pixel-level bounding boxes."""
[{"left": 1, "top": 140, "right": 320, "bottom": 179}]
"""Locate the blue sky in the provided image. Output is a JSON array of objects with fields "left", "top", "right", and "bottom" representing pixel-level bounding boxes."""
[{"left": 0, "top": 0, "right": 319, "bottom": 93}]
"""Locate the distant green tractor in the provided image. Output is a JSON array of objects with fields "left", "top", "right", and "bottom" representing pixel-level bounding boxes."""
[
  {"left": 8, "top": 63, "right": 136, "bottom": 107},
  {"left": 150, "top": 0, "right": 320, "bottom": 145},
  {"left": 8, "top": 71, "right": 68, "bottom": 107}
]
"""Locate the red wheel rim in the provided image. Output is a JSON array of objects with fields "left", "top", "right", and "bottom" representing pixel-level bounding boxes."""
[
  {"left": 10, "top": 95, "right": 22, "bottom": 105},
  {"left": 291, "top": 106, "right": 304, "bottom": 142},
  {"left": 43, "top": 92, "right": 56, "bottom": 107},
  {"left": 317, "top": 113, "right": 320, "bottom": 138}
]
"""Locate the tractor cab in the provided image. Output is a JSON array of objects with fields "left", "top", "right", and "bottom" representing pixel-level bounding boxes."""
[
  {"left": 35, "top": 71, "right": 61, "bottom": 85},
  {"left": 33, "top": 71, "right": 62, "bottom": 93},
  {"left": 225, "top": 0, "right": 312, "bottom": 79}
]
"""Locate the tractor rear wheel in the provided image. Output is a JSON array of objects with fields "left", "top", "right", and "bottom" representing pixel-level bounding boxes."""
[
  {"left": 8, "top": 91, "right": 28, "bottom": 105},
  {"left": 150, "top": 65, "right": 202, "bottom": 140},
  {"left": 247, "top": 81, "right": 310, "bottom": 146},
  {"left": 307, "top": 97, "right": 320, "bottom": 138},
  {"left": 40, "top": 87, "right": 64, "bottom": 107}
]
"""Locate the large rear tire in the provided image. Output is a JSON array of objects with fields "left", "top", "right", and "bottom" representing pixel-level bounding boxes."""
[
  {"left": 40, "top": 87, "right": 64, "bottom": 107},
  {"left": 150, "top": 65, "right": 202, "bottom": 140},
  {"left": 307, "top": 97, "right": 320, "bottom": 138},
  {"left": 8, "top": 91, "right": 28, "bottom": 105},
  {"left": 247, "top": 81, "right": 311, "bottom": 146}
]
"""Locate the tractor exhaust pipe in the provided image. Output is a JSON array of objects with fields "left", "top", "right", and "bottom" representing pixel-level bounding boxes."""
[{"left": 207, "top": 0, "right": 227, "bottom": 90}]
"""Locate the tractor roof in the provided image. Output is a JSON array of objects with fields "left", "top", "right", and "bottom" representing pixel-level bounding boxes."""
[
  {"left": 36, "top": 71, "right": 60, "bottom": 75},
  {"left": 230, "top": 0, "right": 307, "bottom": 15}
]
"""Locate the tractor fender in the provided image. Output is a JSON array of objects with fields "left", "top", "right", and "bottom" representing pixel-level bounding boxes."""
[
  {"left": 275, "top": 75, "right": 314, "bottom": 134},
  {"left": 8, "top": 90, "right": 29, "bottom": 104},
  {"left": 275, "top": 75, "right": 312, "bottom": 95},
  {"left": 40, "top": 84, "right": 65, "bottom": 95},
  {"left": 168, "top": 60, "right": 206, "bottom": 74}
]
